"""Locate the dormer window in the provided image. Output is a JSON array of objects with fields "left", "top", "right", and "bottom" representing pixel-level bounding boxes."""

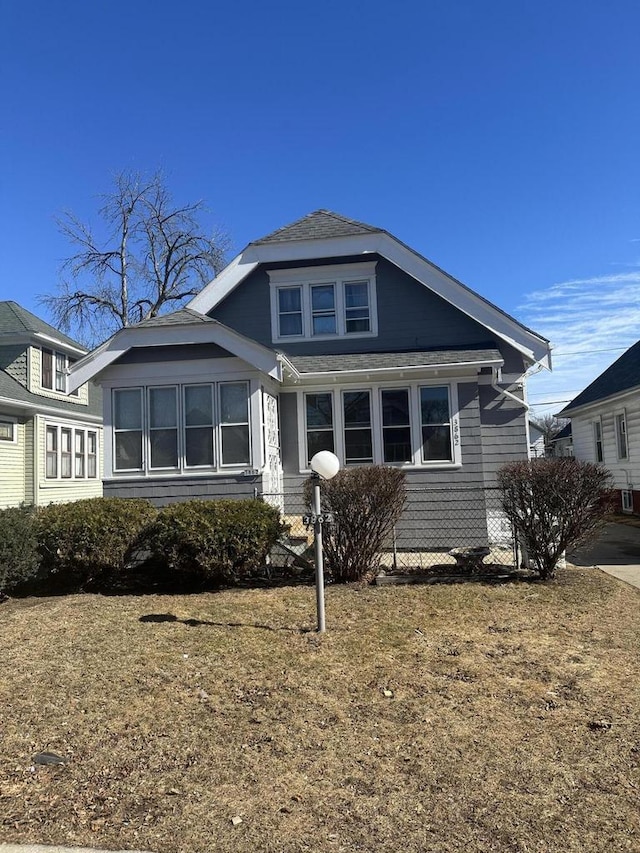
[
  {"left": 41, "top": 348, "right": 79, "bottom": 396},
  {"left": 269, "top": 262, "right": 377, "bottom": 343}
]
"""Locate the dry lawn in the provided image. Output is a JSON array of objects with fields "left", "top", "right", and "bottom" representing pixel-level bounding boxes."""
[{"left": 0, "top": 567, "right": 639, "bottom": 853}]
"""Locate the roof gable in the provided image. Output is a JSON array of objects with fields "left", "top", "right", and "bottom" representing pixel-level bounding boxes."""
[
  {"left": 561, "top": 340, "right": 640, "bottom": 414},
  {"left": 188, "top": 210, "right": 551, "bottom": 368},
  {"left": 254, "top": 210, "right": 384, "bottom": 244}
]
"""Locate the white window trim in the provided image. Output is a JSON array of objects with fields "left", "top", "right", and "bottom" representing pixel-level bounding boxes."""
[
  {"left": 41, "top": 348, "right": 78, "bottom": 394},
  {"left": 110, "top": 379, "right": 255, "bottom": 478},
  {"left": 148, "top": 385, "right": 180, "bottom": 471},
  {"left": 297, "top": 379, "right": 461, "bottom": 473},
  {"left": 615, "top": 409, "right": 628, "bottom": 460},
  {"left": 0, "top": 416, "right": 17, "bottom": 444},
  {"left": 218, "top": 381, "right": 252, "bottom": 469},
  {"left": 183, "top": 384, "right": 216, "bottom": 470},
  {"left": 269, "top": 262, "right": 378, "bottom": 344},
  {"left": 44, "top": 423, "right": 100, "bottom": 481},
  {"left": 593, "top": 417, "right": 603, "bottom": 463},
  {"left": 621, "top": 489, "right": 633, "bottom": 513}
]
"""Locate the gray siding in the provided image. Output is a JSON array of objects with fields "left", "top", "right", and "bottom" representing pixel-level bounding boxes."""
[
  {"left": 211, "top": 256, "right": 499, "bottom": 356},
  {"left": 478, "top": 383, "right": 529, "bottom": 488},
  {"left": 0, "top": 344, "right": 28, "bottom": 386},
  {"left": 113, "top": 343, "right": 234, "bottom": 365},
  {"left": 104, "top": 475, "right": 259, "bottom": 506}
]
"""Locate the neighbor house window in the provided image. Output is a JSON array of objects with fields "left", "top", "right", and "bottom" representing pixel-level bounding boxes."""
[
  {"left": 184, "top": 384, "right": 214, "bottom": 467},
  {"left": 343, "top": 390, "right": 373, "bottom": 464},
  {"left": 278, "top": 287, "right": 303, "bottom": 337},
  {"left": 219, "top": 382, "right": 250, "bottom": 465},
  {"left": 74, "top": 431, "right": 85, "bottom": 478},
  {"left": 616, "top": 412, "right": 628, "bottom": 459},
  {"left": 0, "top": 419, "right": 15, "bottom": 442},
  {"left": 269, "top": 262, "right": 377, "bottom": 342},
  {"left": 593, "top": 420, "right": 603, "bottom": 463},
  {"left": 113, "top": 388, "right": 143, "bottom": 471},
  {"left": 305, "top": 392, "right": 334, "bottom": 463},
  {"left": 148, "top": 387, "right": 178, "bottom": 469},
  {"left": 87, "top": 431, "right": 97, "bottom": 478},
  {"left": 420, "top": 386, "right": 453, "bottom": 462},
  {"left": 44, "top": 424, "right": 99, "bottom": 480},
  {"left": 60, "top": 428, "right": 72, "bottom": 478},
  {"left": 381, "top": 389, "right": 412, "bottom": 463},
  {"left": 41, "top": 349, "right": 53, "bottom": 389},
  {"left": 46, "top": 427, "right": 57, "bottom": 478},
  {"left": 41, "top": 348, "right": 74, "bottom": 393}
]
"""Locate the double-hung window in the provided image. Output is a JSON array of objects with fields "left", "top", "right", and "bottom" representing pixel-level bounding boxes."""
[
  {"left": 616, "top": 412, "right": 628, "bottom": 460},
  {"left": 87, "top": 432, "right": 98, "bottom": 478},
  {"left": 113, "top": 389, "right": 143, "bottom": 471},
  {"left": 44, "top": 424, "right": 99, "bottom": 480},
  {"left": 148, "top": 387, "right": 178, "bottom": 469},
  {"left": 46, "top": 427, "right": 58, "bottom": 478},
  {"left": 42, "top": 349, "right": 53, "bottom": 389},
  {"left": 343, "top": 390, "right": 373, "bottom": 464},
  {"left": 593, "top": 420, "right": 603, "bottom": 463},
  {"left": 305, "top": 393, "right": 335, "bottom": 463},
  {"left": 381, "top": 389, "right": 412, "bottom": 463},
  {"left": 0, "top": 419, "right": 15, "bottom": 442},
  {"left": 184, "top": 385, "right": 215, "bottom": 467},
  {"left": 220, "top": 382, "right": 251, "bottom": 466},
  {"left": 270, "top": 262, "right": 377, "bottom": 342},
  {"left": 41, "top": 348, "right": 73, "bottom": 393},
  {"left": 421, "top": 386, "right": 453, "bottom": 462},
  {"left": 74, "top": 431, "right": 85, "bottom": 477},
  {"left": 60, "top": 428, "right": 72, "bottom": 478},
  {"left": 278, "top": 288, "right": 303, "bottom": 337}
]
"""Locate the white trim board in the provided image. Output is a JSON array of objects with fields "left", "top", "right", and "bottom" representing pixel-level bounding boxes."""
[
  {"left": 188, "top": 231, "right": 551, "bottom": 368},
  {"left": 68, "top": 318, "right": 283, "bottom": 392}
]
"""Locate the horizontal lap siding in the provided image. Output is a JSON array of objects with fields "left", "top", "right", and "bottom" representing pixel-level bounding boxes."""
[
  {"left": 572, "top": 398, "right": 640, "bottom": 491},
  {"left": 36, "top": 419, "right": 104, "bottom": 506},
  {"left": 0, "top": 418, "right": 26, "bottom": 507},
  {"left": 104, "top": 477, "right": 258, "bottom": 506},
  {"left": 478, "top": 381, "right": 529, "bottom": 488}
]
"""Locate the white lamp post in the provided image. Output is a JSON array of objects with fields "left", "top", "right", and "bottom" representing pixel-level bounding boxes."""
[{"left": 308, "top": 450, "right": 340, "bottom": 633}]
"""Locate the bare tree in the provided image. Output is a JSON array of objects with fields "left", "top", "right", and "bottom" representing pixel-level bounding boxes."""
[
  {"left": 533, "top": 414, "right": 568, "bottom": 454},
  {"left": 40, "top": 171, "right": 229, "bottom": 346}
]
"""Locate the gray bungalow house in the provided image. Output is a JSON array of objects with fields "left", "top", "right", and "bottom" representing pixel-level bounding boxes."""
[{"left": 69, "top": 211, "right": 551, "bottom": 549}]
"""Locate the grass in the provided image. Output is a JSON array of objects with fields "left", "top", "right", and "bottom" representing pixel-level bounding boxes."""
[{"left": 0, "top": 567, "right": 639, "bottom": 853}]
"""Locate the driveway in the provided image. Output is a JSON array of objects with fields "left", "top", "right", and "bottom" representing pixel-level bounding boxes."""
[{"left": 569, "top": 522, "right": 640, "bottom": 590}]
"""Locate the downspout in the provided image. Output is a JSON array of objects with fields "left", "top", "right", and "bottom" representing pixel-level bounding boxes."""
[{"left": 491, "top": 366, "right": 529, "bottom": 410}]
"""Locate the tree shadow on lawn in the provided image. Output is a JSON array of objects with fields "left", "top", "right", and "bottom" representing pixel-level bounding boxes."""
[{"left": 138, "top": 612, "right": 313, "bottom": 633}]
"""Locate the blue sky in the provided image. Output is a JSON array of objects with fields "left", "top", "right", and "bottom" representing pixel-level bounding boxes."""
[{"left": 2, "top": 0, "right": 639, "bottom": 415}]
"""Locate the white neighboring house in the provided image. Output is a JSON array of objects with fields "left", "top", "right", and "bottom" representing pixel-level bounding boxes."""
[
  {"left": 0, "top": 301, "right": 103, "bottom": 508},
  {"left": 560, "top": 340, "right": 640, "bottom": 514}
]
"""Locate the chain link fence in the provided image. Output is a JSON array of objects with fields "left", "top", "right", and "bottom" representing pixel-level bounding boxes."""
[{"left": 262, "top": 484, "right": 519, "bottom": 571}]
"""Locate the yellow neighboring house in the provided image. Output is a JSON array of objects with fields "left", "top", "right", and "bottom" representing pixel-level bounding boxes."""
[{"left": 0, "top": 301, "right": 103, "bottom": 508}]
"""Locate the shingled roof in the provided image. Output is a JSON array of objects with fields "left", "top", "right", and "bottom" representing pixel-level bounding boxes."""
[
  {"left": 562, "top": 340, "right": 640, "bottom": 414},
  {"left": 252, "top": 210, "right": 384, "bottom": 244},
  {"left": 0, "top": 301, "right": 84, "bottom": 350},
  {"left": 286, "top": 347, "right": 502, "bottom": 375},
  {"left": 0, "top": 365, "right": 102, "bottom": 417}
]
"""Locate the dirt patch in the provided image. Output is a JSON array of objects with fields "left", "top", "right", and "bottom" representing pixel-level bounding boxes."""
[{"left": 1, "top": 566, "right": 639, "bottom": 852}]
